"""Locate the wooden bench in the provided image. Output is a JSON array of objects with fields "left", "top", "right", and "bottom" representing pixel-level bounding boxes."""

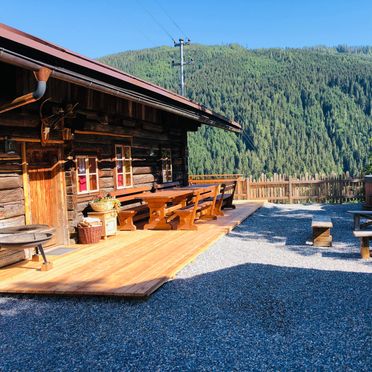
[
  {"left": 220, "top": 181, "right": 237, "bottom": 209},
  {"left": 111, "top": 186, "right": 151, "bottom": 231},
  {"left": 189, "top": 180, "right": 237, "bottom": 214},
  {"left": 174, "top": 185, "right": 219, "bottom": 230},
  {"left": 312, "top": 215, "right": 333, "bottom": 247},
  {"left": 353, "top": 230, "right": 372, "bottom": 259},
  {"left": 214, "top": 181, "right": 237, "bottom": 216}
]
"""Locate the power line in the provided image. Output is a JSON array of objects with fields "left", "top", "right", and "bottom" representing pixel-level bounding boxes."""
[
  {"left": 241, "top": 130, "right": 256, "bottom": 151},
  {"left": 137, "top": 27, "right": 158, "bottom": 46},
  {"left": 137, "top": 0, "right": 176, "bottom": 43},
  {"left": 154, "top": 0, "right": 188, "bottom": 40}
]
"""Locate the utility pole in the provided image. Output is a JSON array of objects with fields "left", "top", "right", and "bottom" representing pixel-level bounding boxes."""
[{"left": 172, "top": 38, "right": 192, "bottom": 96}]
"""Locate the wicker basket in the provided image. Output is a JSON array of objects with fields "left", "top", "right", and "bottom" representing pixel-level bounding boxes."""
[
  {"left": 78, "top": 225, "right": 102, "bottom": 244},
  {"left": 90, "top": 201, "right": 114, "bottom": 212}
]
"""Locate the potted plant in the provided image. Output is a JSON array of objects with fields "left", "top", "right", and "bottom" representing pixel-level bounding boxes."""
[{"left": 90, "top": 193, "right": 121, "bottom": 212}]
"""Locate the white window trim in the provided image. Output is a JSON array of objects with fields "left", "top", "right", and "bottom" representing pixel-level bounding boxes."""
[
  {"left": 115, "top": 145, "right": 133, "bottom": 189},
  {"left": 76, "top": 156, "right": 99, "bottom": 195}
]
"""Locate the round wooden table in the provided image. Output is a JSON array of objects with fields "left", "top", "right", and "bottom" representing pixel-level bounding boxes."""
[
  {"left": 0, "top": 224, "right": 55, "bottom": 235},
  {"left": 0, "top": 225, "right": 55, "bottom": 271}
]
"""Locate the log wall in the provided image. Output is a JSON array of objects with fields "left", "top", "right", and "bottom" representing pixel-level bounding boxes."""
[
  {"left": 65, "top": 122, "right": 188, "bottom": 243},
  {"left": 0, "top": 65, "right": 196, "bottom": 244},
  {"left": 0, "top": 164, "right": 27, "bottom": 267}
]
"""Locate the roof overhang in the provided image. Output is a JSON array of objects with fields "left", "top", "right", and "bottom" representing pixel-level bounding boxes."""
[{"left": 0, "top": 23, "right": 241, "bottom": 132}]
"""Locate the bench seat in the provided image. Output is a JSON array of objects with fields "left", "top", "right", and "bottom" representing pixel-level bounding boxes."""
[
  {"left": 219, "top": 181, "right": 237, "bottom": 210},
  {"left": 117, "top": 204, "right": 149, "bottom": 231},
  {"left": 202, "top": 181, "right": 237, "bottom": 216},
  {"left": 111, "top": 186, "right": 151, "bottom": 231},
  {"left": 174, "top": 185, "right": 219, "bottom": 230},
  {"left": 312, "top": 215, "right": 333, "bottom": 247}
]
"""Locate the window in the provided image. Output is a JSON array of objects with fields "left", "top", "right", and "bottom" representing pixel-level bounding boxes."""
[
  {"left": 76, "top": 156, "right": 99, "bottom": 194},
  {"left": 161, "top": 149, "right": 172, "bottom": 183},
  {"left": 115, "top": 145, "right": 133, "bottom": 188}
]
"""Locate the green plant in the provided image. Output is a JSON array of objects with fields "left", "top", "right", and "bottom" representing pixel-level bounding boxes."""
[{"left": 92, "top": 193, "right": 121, "bottom": 209}]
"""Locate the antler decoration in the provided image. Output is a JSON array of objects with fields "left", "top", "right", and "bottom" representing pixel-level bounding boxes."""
[{"left": 39, "top": 99, "right": 79, "bottom": 144}]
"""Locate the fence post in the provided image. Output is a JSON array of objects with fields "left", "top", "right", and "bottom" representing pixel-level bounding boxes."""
[
  {"left": 236, "top": 177, "right": 242, "bottom": 200},
  {"left": 246, "top": 178, "right": 249, "bottom": 200},
  {"left": 288, "top": 176, "right": 293, "bottom": 203}
]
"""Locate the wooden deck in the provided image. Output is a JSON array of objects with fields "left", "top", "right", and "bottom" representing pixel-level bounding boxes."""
[{"left": 0, "top": 202, "right": 262, "bottom": 298}]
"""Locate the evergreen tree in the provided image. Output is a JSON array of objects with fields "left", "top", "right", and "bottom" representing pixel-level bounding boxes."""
[{"left": 99, "top": 45, "right": 372, "bottom": 177}]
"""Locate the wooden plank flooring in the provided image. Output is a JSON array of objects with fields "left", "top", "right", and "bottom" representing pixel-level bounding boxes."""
[{"left": 0, "top": 202, "right": 262, "bottom": 298}]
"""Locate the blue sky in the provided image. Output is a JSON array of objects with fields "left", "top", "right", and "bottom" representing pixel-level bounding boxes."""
[{"left": 1, "top": 0, "right": 371, "bottom": 58}]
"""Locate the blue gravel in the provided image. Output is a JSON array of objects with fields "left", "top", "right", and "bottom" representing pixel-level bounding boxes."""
[{"left": 0, "top": 203, "right": 371, "bottom": 371}]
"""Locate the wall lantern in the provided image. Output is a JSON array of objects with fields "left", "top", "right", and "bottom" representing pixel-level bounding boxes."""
[{"left": 4, "top": 137, "right": 16, "bottom": 154}]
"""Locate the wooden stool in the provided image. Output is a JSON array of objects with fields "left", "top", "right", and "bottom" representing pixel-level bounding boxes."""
[
  {"left": 312, "top": 215, "right": 333, "bottom": 247},
  {"left": 353, "top": 230, "right": 372, "bottom": 259}
]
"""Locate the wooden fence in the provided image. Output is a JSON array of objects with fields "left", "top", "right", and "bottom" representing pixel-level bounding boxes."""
[{"left": 189, "top": 173, "right": 364, "bottom": 203}]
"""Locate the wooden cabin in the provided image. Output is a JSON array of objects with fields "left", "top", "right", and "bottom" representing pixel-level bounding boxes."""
[{"left": 0, "top": 23, "right": 240, "bottom": 259}]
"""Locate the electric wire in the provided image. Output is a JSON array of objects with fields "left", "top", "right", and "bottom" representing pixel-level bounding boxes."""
[
  {"left": 154, "top": 0, "right": 189, "bottom": 40},
  {"left": 136, "top": 0, "right": 176, "bottom": 43},
  {"left": 137, "top": 27, "right": 158, "bottom": 46},
  {"left": 241, "top": 130, "right": 256, "bottom": 151}
]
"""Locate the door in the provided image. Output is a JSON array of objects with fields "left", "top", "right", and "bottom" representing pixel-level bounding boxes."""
[{"left": 26, "top": 143, "right": 68, "bottom": 245}]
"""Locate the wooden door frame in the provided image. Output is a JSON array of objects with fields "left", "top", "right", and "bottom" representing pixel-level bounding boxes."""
[{"left": 21, "top": 141, "right": 69, "bottom": 245}]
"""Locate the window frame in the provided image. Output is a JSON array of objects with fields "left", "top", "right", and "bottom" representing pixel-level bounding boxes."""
[
  {"left": 76, "top": 155, "right": 99, "bottom": 195},
  {"left": 115, "top": 144, "right": 133, "bottom": 189}
]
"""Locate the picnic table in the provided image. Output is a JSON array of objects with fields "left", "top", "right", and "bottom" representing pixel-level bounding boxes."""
[
  {"left": 348, "top": 210, "right": 372, "bottom": 259},
  {"left": 139, "top": 189, "right": 194, "bottom": 230},
  {"left": 347, "top": 210, "right": 372, "bottom": 230}
]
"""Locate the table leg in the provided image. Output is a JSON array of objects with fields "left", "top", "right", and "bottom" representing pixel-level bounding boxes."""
[
  {"left": 144, "top": 201, "right": 172, "bottom": 230},
  {"left": 360, "top": 237, "right": 371, "bottom": 259},
  {"left": 36, "top": 244, "right": 53, "bottom": 271},
  {"left": 354, "top": 215, "right": 361, "bottom": 230}
]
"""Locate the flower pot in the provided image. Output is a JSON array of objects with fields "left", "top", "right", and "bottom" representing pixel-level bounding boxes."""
[{"left": 90, "top": 201, "right": 115, "bottom": 212}]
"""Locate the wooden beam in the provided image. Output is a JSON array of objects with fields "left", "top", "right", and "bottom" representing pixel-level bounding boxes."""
[
  {"left": 74, "top": 130, "right": 131, "bottom": 139},
  {"left": 57, "top": 146, "right": 70, "bottom": 245},
  {"left": 0, "top": 137, "right": 64, "bottom": 144},
  {"left": 21, "top": 142, "right": 32, "bottom": 224}
]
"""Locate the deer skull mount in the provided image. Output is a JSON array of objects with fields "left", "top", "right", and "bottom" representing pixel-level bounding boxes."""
[{"left": 39, "top": 98, "right": 78, "bottom": 144}]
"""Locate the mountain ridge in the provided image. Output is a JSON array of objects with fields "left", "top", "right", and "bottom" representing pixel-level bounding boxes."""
[{"left": 98, "top": 44, "right": 372, "bottom": 177}]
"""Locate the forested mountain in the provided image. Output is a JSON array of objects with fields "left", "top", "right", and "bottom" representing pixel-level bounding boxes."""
[{"left": 99, "top": 45, "right": 372, "bottom": 177}]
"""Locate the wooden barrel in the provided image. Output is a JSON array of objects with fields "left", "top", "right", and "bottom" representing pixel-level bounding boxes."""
[{"left": 364, "top": 175, "right": 372, "bottom": 209}]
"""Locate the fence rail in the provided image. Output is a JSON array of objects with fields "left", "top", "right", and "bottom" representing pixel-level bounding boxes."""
[
  {"left": 189, "top": 173, "right": 364, "bottom": 203},
  {"left": 189, "top": 174, "right": 242, "bottom": 180}
]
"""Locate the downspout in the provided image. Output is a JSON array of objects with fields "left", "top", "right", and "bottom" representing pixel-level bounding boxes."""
[{"left": 0, "top": 67, "right": 52, "bottom": 114}]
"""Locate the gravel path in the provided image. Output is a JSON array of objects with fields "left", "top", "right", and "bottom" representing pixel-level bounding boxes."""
[{"left": 0, "top": 203, "right": 371, "bottom": 371}]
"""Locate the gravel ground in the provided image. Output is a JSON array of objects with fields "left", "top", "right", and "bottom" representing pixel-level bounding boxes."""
[{"left": 0, "top": 203, "right": 371, "bottom": 371}]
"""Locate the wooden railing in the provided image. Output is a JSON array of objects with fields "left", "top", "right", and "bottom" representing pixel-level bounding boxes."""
[
  {"left": 189, "top": 174, "right": 243, "bottom": 181},
  {"left": 189, "top": 173, "right": 364, "bottom": 203}
]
